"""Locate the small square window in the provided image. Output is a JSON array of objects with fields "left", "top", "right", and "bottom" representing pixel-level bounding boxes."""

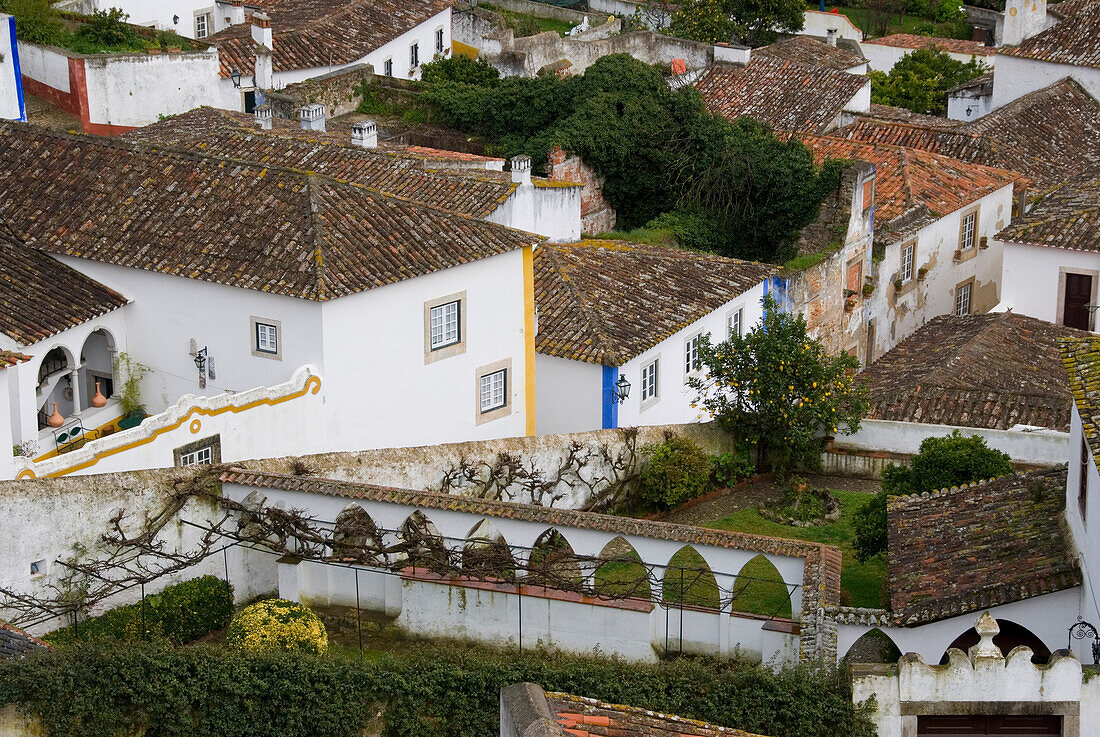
[
  {"left": 480, "top": 369, "right": 507, "bottom": 413},
  {"left": 727, "top": 307, "right": 744, "bottom": 338},
  {"left": 251, "top": 317, "right": 282, "bottom": 360},
  {"left": 179, "top": 446, "right": 214, "bottom": 466},
  {"left": 195, "top": 13, "right": 209, "bottom": 39},
  {"left": 30, "top": 559, "right": 46, "bottom": 577},
  {"left": 684, "top": 334, "right": 701, "bottom": 375},
  {"left": 429, "top": 300, "right": 461, "bottom": 350},
  {"left": 641, "top": 358, "right": 659, "bottom": 403},
  {"left": 384, "top": 58, "right": 393, "bottom": 77},
  {"left": 410, "top": 42, "right": 420, "bottom": 69},
  {"left": 901, "top": 243, "right": 915, "bottom": 283},
  {"left": 435, "top": 27, "right": 445, "bottom": 54},
  {"left": 955, "top": 282, "right": 972, "bottom": 315},
  {"left": 174, "top": 435, "right": 222, "bottom": 468}
]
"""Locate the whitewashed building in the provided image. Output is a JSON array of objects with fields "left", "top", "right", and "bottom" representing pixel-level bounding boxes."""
[
  {"left": 54, "top": 0, "right": 257, "bottom": 40},
  {"left": 532, "top": 240, "right": 775, "bottom": 435},
  {"left": 996, "top": 168, "right": 1099, "bottom": 332},
  {"left": 0, "top": 14, "right": 25, "bottom": 122}
]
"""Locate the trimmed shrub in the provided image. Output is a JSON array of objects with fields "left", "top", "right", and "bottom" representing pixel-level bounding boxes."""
[
  {"left": 420, "top": 56, "right": 500, "bottom": 87},
  {"left": 0, "top": 642, "right": 876, "bottom": 737},
  {"left": 711, "top": 448, "right": 755, "bottom": 489},
  {"left": 639, "top": 434, "right": 712, "bottom": 509},
  {"left": 47, "top": 575, "right": 232, "bottom": 646},
  {"left": 226, "top": 599, "right": 328, "bottom": 655}
]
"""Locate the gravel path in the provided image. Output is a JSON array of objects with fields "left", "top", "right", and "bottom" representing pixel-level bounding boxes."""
[{"left": 659, "top": 473, "right": 881, "bottom": 527}]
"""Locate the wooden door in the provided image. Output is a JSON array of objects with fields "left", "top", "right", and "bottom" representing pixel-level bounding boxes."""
[{"left": 1064, "top": 272, "right": 1093, "bottom": 330}]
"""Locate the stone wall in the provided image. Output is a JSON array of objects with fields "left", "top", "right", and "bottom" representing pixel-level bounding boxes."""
[
  {"left": 547, "top": 145, "right": 616, "bottom": 234},
  {"left": 267, "top": 63, "right": 375, "bottom": 119}
]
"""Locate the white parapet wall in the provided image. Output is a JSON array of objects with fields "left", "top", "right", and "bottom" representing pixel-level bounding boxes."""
[
  {"left": 1, "top": 14, "right": 26, "bottom": 121},
  {"left": 832, "top": 418, "right": 1069, "bottom": 465},
  {"left": 13, "top": 366, "right": 324, "bottom": 479}
]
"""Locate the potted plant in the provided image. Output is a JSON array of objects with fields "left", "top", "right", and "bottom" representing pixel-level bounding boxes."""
[
  {"left": 862, "top": 283, "right": 874, "bottom": 298},
  {"left": 917, "top": 267, "right": 928, "bottom": 280},
  {"left": 844, "top": 296, "right": 858, "bottom": 312},
  {"left": 114, "top": 352, "right": 150, "bottom": 430},
  {"left": 894, "top": 278, "right": 904, "bottom": 291}
]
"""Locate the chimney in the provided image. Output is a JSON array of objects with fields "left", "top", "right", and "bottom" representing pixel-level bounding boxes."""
[
  {"left": 228, "top": 0, "right": 245, "bottom": 25},
  {"left": 254, "top": 103, "right": 273, "bottom": 130},
  {"left": 1003, "top": 0, "right": 1047, "bottom": 45},
  {"left": 299, "top": 103, "right": 326, "bottom": 132},
  {"left": 255, "top": 45, "right": 273, "bottom": 91},
  {"left": 351, "top": 120, "right": 378, "bottom": 149},
  {"left": 826, "top": 28, "right": 838, "bottom": 46},
  {"left": 713, "top": 42, "right": 751, "bottom": 65},
  {"left": 251, "top": 11, "right": 273, "bottom": 49},
  {"left": 510, "top": 155, "right": 531, "bottom": 186}
]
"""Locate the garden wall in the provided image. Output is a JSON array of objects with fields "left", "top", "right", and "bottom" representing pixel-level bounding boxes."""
[{"left": 266, "top": 63, "right": 374, "bottom": 120}]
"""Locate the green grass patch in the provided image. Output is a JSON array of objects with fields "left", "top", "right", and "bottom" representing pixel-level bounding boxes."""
[
  {"left": 730, "top": 555, "right": 794, "bottom": 619},
  {"left": 484, "top": 4, "right": 577, "bottom": 37},
  {"left": 707, "top": 490, "right": 886, "bottom": 608},
  {"left": 662, "top": 547, "right": 720, "bottom": 609},
  {"left": 592, "top": 227, "right": 678, "bottom": 247},
  {"left": 814, "top": 4, "right": 931, "bottom": 36},
  {"left": 593, "top": 551, "right": 652, "bottom": 599}
]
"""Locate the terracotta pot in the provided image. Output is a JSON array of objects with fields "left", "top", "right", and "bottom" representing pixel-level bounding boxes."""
[
  {"left": 166, "top": 46, "right": 182, "bottom": 53},
  {"left": 47, "top": 402, "right": 64, "bottom": 428},
  {"left": 91, "top": 381, "right": 107, "bottom": 408}
]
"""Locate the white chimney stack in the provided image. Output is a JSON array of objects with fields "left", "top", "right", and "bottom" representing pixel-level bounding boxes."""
[
  {"left": 510, "top": 155, "right": 532, "bottom": 186},
  {"left": 352, "top": 120, "right": 378, "bottom": 149},
  {"left": 251, "top": 11, "right": 273, "bottom": 49},
  {"left": 299, "top": 103, "right": 326, "bottom": 132},
  {"left": 713, "top": 42, "right": 751, "bottom": 65},
  {"left": 228, "top": 0, "right": 245, "bottom": 26},
  {"left": 254, "top": 103, "right": 273, "bottom": 130},
  {"left": 826, "top": 28, "right": 838, "bottom": 46},
  {"left": 255, "top": 45, "right": 273, "bottom": 91}
]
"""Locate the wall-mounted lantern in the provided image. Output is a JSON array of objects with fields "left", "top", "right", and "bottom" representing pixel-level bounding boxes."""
[{"left": 611, "top": 374, "right": 631, "bottom": 405}]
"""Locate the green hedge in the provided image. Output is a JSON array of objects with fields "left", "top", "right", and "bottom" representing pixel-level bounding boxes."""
[
  {"left": 46, "top": 576, "right": 233, "bottom": 646},
  {"left": 0, "top": 642, "right": 875, "bottom": 737}
]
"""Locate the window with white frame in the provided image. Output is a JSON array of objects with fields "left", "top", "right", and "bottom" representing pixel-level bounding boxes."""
[
  {"left": 641, "top": 359, "right": 658, "bottom": 402},
  {"left": 727, "top": 307, "right": 744, "bottom": 338},
  {"left": 384, "top": 58, "right": 393, "bottom": 77},
  {"left": 435, "top": 27, "right": 445, "bottom": 54},
  {"left": 684, "top": 334, "right": 701, "bottom": 375},
  {"left": 195, "top": 12, "right": 210, "bottom": 39},
  {"left": 180, "top": 446, "right": 214, "bottom": 466},
  {"left": 429, "top": 300, "right": 461, "bottom": 350},
  {"left": 960, "top": 211, "right": 977, "bottom": 251},
  {"left": 901, "top": 243, "right": 915, "bottom": 283},
  {"left": 256, "top": 321, "right": 278, "bottom": 354},
  {"left": 174, "top": 435, "right": 221, "bottom": 468},
  {"left": 410, "top": 42, "right": 420, "bottom": 69},
  {"left": 480, "top": 369, "right": 507, "bottom": 413},
  {"left": 955, "top": 281, "right": 972, "bottom": 315}
]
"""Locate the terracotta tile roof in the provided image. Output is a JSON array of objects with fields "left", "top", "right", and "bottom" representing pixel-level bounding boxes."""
[
  {"left": 947, "top": 72, "right": 994, "bottom": 95},
  {"left": 864, "top": 104, "right": 967, "bottom": 130},
  {"left": 834, "top": 79, "right": 1100, "bottom": 196},
  {"left": 887, "top": 467, "right": 1079, "bottom": 626},
  {"left": 1059, "top": 336, "right": 1100, "bottom": 467},
  {"left": 858, "top": 312, "right": 1085, "bottom": 431},
  {"left": 0, "top": 620, "right": 50, "bottom": 659},
  {"left": 0, "top": 350, "right": 32, "bottom": 371},
  {"left": 995, "top": 166, "right": 1100, "bottom": 252},
  {"left": 125, "top": 108, "right": 519, "bottom": 219},
  {"left": 0, "top": 122, "right": 539, "bottom": 302},
  {"left": 0, "top": 233, "right": 129, "bottom": 346},
  {"left": 534, "top": 240, "right": 777, "bottom": 366},
  {"left": 999, "top": 2, "right": 1100, "bottom": 68},
  {"left": 695, "top": 56, "right": 868, "bottom": 133},
  {"left": 864, "top": 33, "right": 995, "bottom": 56},
  {"left": 1048, "top": 0, "right": 1100, "bottom": 19},
  {"left": 800, "top": 135, "right": 1027, "bottom": 226},
  {"left": 547, "top": 693, "right": 770, "bottom": 737},
  {"left": 208, "top": 0, "right": 450, "bottom": 78},
  {"left": 755, "top": 35, "right": 866, "bottom": 71}
]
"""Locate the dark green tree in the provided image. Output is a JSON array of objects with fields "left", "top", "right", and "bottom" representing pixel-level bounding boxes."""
[
  {"left": 419, "top": 56, "right": 500, "bottom": 87},
  {"left": 869, "top": 48, "right": 987, "bottom": 115},
  {"left": 669, "top": 0, "right": 805, "bottom": 46},
  {"left": 689, "top": 296, "right": 869, "bottom": 472},
  {"left": 852, "top": 431, "right": 1015, "bottom": 561}
]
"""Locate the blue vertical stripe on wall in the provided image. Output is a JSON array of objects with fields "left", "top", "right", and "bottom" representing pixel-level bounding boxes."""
[
  {"left": 8, "top": 16, "right": 26, "bottom": 122},
  {"left": 602, "top": 365, "right": 618, "bottom": 429}
]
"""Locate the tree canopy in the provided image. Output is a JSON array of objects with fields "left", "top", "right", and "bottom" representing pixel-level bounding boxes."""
[
  {"left": 667, "top": 0, "right": 805, "bottom": 47},
  {"left": 688, "top": 295, "right": 869, "bottom": 471},
  {"left": 421, "top": 54, "right": 841, "bottom": 262},
  {"left": 869, "top": 48, "right": 987, "bottom": 116}
]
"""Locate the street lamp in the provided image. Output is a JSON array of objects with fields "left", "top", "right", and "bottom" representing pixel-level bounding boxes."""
[
  {"left": 230, "top": 68, "right": 243, "bottom": 88},
  {"left": 611, "top": 374, "right": 631, "bottom": 404}
]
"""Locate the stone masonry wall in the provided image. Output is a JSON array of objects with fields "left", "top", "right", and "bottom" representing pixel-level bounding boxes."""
[
  {"left": 548, "top": 145, "right": 616, "bottom": 234},
  {"left": 268, "top": 63, "right": 375, "bottom": 119}
]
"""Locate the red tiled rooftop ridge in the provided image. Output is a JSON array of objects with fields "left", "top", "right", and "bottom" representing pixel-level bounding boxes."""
[{"left": 864, "top": 33, "right": 995, "bottom": 56}]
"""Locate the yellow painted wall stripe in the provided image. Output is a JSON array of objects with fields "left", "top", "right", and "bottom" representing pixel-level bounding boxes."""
[
  {"left": 523, "top": 244, "right": 537, "bottom": 436},
  {"left": 18, "top": 376, "right": 322, "bottom": 480}
]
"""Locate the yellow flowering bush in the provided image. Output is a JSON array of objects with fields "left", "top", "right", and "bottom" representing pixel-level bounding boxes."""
[{"left": 225, "top": 599, "right": 328, "bottom": 655}]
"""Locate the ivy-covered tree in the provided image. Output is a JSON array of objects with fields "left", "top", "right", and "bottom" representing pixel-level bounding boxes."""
[
  {"left": 668, "top": 0, "right": 805, "bottom": 46},
  {"left": 852, "top": 431, "right": 1015, "bottom": 561},
  {"left": 869, "top": 48, "right": 987, "bottom": 115},
  {"left": 689, "top": 296, "right": 869, "bottom": 472},
  {"left": 419, "top": 56, "right": 500, "bottom": 87}
]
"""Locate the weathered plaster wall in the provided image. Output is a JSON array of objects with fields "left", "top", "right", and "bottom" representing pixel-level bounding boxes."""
[
  {"left": 486, "top": 179, "right": 582, "bottom": 242},
  {"left": 267, "top": 63, "right": 374, "bottom": 119},
  {"left": 1, "top": 14, "right": 25, "bottom": 121},
  {"left": 991, "top": 54, "right": 1100, "bottom": 109},
  {"left": 547, "top": 146, "right": 615, "bottom": 235},
  {"left": 800, "top": 9, "right": 864, "bottom": 42}
]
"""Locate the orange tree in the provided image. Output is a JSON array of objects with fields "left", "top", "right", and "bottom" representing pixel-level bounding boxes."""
[{"left": 688, "top": 296, "right": 868, "bottom": 472}]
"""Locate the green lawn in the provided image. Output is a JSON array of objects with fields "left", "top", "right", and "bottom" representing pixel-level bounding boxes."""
[
  {"left": 707, "top": 490, "right": 886, "bottom": 610},
  {"left": 813, "top": 4, "right": 932, "bottom": 37},
  {"left": 483, "top": 4, "right": 577, "bottom": 37},
  {"left": 593, "top": 549, "right": 653, "bottom": 599}
]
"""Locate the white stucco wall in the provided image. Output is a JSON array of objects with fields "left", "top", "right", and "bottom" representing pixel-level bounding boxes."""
[
  {"left": 991, "top": 53, "right": 1100, "bottom": 109},
  {"left": 16, "top": 42, "right": 70, "bottom": 93},
  {"left": 1065, "top": 407, "right": 1100, "bottom": 631},
  {"left": 833, "top": 418, "right": 1070, "bottom": 463},
  {"left": 867, "top": 184, "right": 1015, "bottom": 358},
  {"left": 800, "top": 9, "right": 864, "bottom": 42},
  {"left": 53, "top": 256, "right": 323, "bottom": 416},
  {"left": 618, "top": 282, "right": 767, "bottom": 429},
  {"left": 0, "top": 15, "right": 25, "bottom": 121},
  {"left": 318, "top": 247, "right": 530, "bottom": 452},
  {"left": 998, "top": 241, "right": 1099, "bottom": 332},
  {"left": 862, "top": 42, "right": 994, "bottom": 73},
  {"left": 487, "top": 181, "right": 583, "bottom": 243},
  {"left": 947, "top": 89, "right": 993, "bottom": 121},
  {"left": 534, "top": 354, "right": 603, "bottom": 436}
]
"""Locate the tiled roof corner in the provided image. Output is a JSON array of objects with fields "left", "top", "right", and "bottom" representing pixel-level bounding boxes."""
[
  {"left": 0, "top": 620, "right": 50, "bottom": 659},
  {"left": 534, "top": 240, "right": 777, "bottom": 365},
  {"left": 755, "top": 35, "right": 867, "bottom": 71},
  {"left": 547, "top": 692, "right": 772, "bottom": 737},
  {"left": 865, "top": 33, "right": 995, "bottom": 56},
  {"left": 0, "top": 351, "right": 33, "bottom": 371},
  {"left": 886, "top": 467, "right": 1079, "bottom": 626},
  {"left": 995, "top": 166, "right": 1100, "bottom": 252},
  {"left": 1059, "top": 336, "right": 1100, "bottom": 467},
  {"left": 858, "top": 312, "right": 1085, "bottom": 431}
]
